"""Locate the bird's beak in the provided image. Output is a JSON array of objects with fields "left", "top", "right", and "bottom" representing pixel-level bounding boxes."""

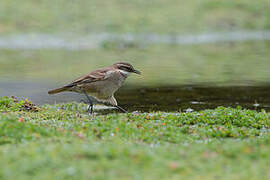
[{"left": 133, "top": 69, "right": 141, "bottom": 75}]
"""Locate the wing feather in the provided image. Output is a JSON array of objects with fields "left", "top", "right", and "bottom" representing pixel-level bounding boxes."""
[{"left": 65, "top": 67, "right": 112, "bottom": 87}]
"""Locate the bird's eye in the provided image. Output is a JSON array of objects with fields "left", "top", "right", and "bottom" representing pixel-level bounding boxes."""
[{"left": 120, "top": 66, "right": 132, "bottom": 72}]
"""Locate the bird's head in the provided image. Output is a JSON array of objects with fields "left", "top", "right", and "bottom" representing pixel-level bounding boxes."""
[{"left": 113, "top": 62, "right": 141, "bottom": 76}]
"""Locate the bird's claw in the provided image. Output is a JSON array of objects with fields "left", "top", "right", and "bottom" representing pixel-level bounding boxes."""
[{"left": 80, "top": 99, "right": 93, "bottom": 114}]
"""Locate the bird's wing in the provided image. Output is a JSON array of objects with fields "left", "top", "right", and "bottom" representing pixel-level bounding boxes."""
[{"left": 65, "top": 67, "right": 112, "bottom": 87}]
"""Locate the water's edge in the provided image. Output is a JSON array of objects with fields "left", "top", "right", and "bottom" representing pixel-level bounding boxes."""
[{"left": 1, "top": 81, "right": 270, "bottom": 112}]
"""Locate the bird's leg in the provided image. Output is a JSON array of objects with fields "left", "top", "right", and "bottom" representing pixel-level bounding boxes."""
[
  {"left": 115, "top": 105, "right": 127, "bottom": 113},
  {"left": 83, "top": 91, "right": 93, "bottom": 114}
]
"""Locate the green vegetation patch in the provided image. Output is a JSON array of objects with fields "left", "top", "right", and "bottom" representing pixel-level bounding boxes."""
[
  {"left": 0, "top": 97, "right": 270, "bottom": 179},
  {"left": 1, "top": 138, "right": 270, "bottom": 179},
  {"left": 1, "top": 97, "right": 269, "bottom": 143},
  {"left": 0, "top": 96, "right": 40, "bottom": 112},
  {"left": 0, "top": 114, "right": 59, "bottom": 144},
  {"left": 0, "top": 0, "right": 270, "bottom": 34}
]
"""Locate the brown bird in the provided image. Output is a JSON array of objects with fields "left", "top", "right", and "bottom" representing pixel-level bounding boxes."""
[{"left": 48, "top": 62, "right": 141, "bottom": 113}]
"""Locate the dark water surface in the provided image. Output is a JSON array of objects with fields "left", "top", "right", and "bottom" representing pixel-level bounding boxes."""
[
  {"left": 118, "top": 85, "right": 270, "bottom": 112},
  {"left": 1, "top": 81, "right": 270, "bottom": 112}
]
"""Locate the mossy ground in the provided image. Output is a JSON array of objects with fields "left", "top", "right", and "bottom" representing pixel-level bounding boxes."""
[{"left": 0, "top": 97, "right": 270, "bottom": 179}]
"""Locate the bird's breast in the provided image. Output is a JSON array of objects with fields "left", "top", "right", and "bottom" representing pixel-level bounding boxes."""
[{"left": 83, "top": 71, "right": 126, "bottom": 100}]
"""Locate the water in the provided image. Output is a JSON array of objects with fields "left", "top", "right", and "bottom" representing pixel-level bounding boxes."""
[
  {"left": 1, "top": 31, "right": 270, "bottom": 112},
  {"left": 117, "top": 85, "right": 270, "bottom": 112},
  {"left": 1, "top": 31, "right": 270, "bottom": 50},
  {"left": 1, "top": 81, "right": 270, "bottom": 112}
]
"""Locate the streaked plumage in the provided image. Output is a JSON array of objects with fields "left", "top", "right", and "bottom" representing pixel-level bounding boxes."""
[{"left": 48, "top": 62, "right": 141, "bottom": 113}]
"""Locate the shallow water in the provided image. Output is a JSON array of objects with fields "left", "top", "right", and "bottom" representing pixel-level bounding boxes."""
[
  {"left": 117, "top": 85, "right": 270, "bottom": 112},
  {"left": 1, "top": 81, "right": 270, "bottom": 112}
]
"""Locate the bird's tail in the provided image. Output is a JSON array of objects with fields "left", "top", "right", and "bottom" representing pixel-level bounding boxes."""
[{"left": 48, "top": 87, "right": 68, "bottom": 94}]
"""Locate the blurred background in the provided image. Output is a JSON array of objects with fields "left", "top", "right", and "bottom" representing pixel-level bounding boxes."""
[{"left": 1, "top": 0, "right": 270, "bottom": 111}]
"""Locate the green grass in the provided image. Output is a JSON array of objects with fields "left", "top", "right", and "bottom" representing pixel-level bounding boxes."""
[
  {"left": 0, "top": 0, "right": 270, "bottom": 34},
  {"left": 0, "top": 97, "right": 270, "bottom": 179},
  {"left": 1, "top": 41, "right": 270, "bottom": 86}
]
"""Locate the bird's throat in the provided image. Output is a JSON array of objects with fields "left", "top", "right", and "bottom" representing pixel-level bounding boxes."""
[{"left": 119, "top": 70, "right": 130, "bottom": 78}]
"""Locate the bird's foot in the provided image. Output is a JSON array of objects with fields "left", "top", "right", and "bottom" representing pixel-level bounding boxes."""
[
  {"left": 115, "top": 105, "right": 128, "bottom": 113},
  {"left": 87, "top": 104, "right": 94, "bottom": 114},
  {"left": 102, "top": 102, "right": 127, "bottom": 113},
  {"left": 80, "top": 99, "right": 93, "bottom": 115}
]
